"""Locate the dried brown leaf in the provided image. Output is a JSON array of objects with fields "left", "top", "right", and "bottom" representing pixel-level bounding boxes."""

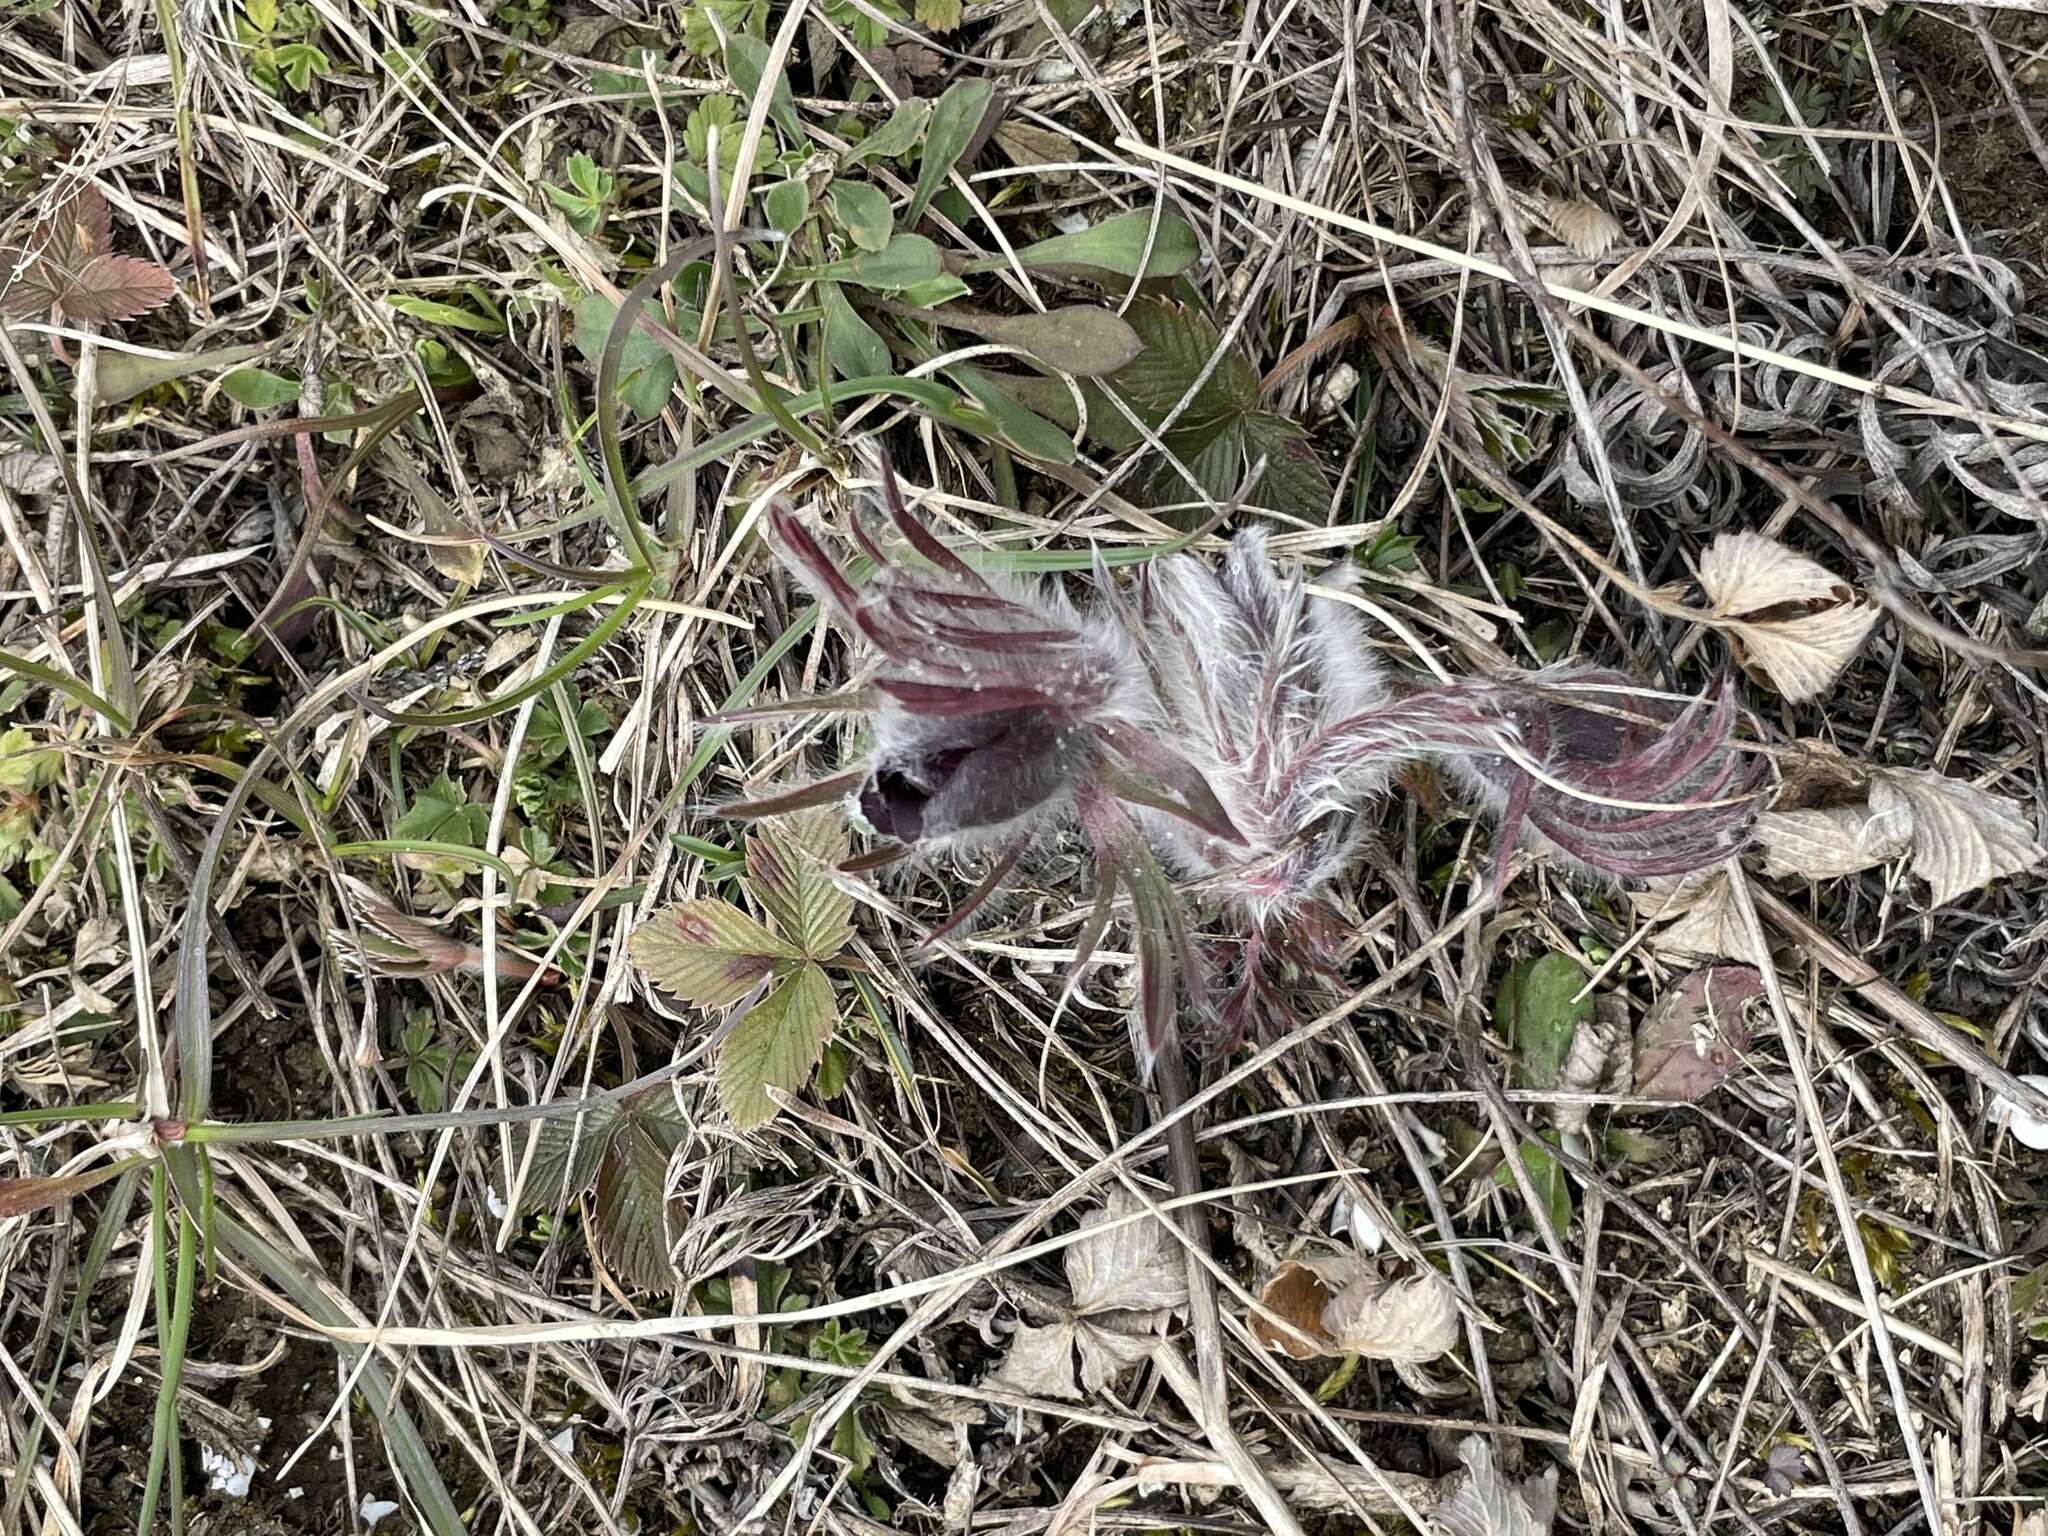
[
  {"left": 1695, "top": 531, "right": 1877, "bottom": 701},
  {"left": 1871, "top": 769, "right": 2046, "bottom": 906},
  {"left": 1631, "top": 869, "right": 1765, "bottom": 964},
  {"left": 1634, "top": 966, "right": 1760, "bottom": 1103},
  {"left": 1541, "top": 195, "right": 1622, "bottom": 258},
  {"left": 1755, "top": 801, "right": 1911, "bottom": 880},
  {"left": 1065, "top": 1189, "right": 1188, "bottom": 1316}
]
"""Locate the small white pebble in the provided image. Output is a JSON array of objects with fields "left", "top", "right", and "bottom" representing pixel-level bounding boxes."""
[
  {"left": 550, "top": 1424, "right": 575, "bottom": 1457},
  {"left": 361, "top": 1497, "right": 401, "bottom": 1527},
  {"left": 200, "top": 1444, "right": 255, "bottom": 1499},
  {"left": 1996, "top": 1075, "right": 2048, "bottom": 1150},
  {"left": 1329, "top": 1192, "right": 1384, "bottom": 1255},
  {"left": 486, "top": 1185, "right": 509, "bottom": 1220},
  {"left": 287, "top": 1488, "right": 304, "bottom": 1501}
]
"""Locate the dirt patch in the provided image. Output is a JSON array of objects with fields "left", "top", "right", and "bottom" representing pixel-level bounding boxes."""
[{"left": 1903, "top": 10, "right": 2048, "bottom": 265}]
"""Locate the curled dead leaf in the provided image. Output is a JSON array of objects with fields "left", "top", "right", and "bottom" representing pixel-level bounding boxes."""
[
  {"left": 1630, "top": 869, "right": 1766, "bottom": 964},
  {"left": 1871, "top": 769, "right": 2046, "bottom": 907},
  {"left": 1695, "top": 531, "right": 1877, "bottom": 702},
  {"left": 1756, "top": 800, "right": 1912, "bottom": 881},
  {"left": 1251, "top": 1255, "right": 1459, "bottom": 1363}
]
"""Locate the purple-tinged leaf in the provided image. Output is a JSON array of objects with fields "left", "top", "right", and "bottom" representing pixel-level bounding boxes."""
[
  {"left": 61, "top": 253, "right": 176, "bottom": 321},
  {"left": 628, "top": 899, "right": 798, "bottom": 1007},
  {"left": 1634, "top": 965, "right": 1761, "bottom": 1102},
  {"left": 590, "top": 1086, "right": 689, "bottom": 1291}
]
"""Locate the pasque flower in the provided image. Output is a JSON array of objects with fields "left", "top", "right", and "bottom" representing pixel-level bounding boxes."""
[
  {"left": 727, "top": 462, "right": 1242, "bottom": 1068},
  {"left": 728, "top": 464, "right": 1761, "bottom": 1065}
]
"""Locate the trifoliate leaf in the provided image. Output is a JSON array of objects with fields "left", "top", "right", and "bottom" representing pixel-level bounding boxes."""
[
  {"left": 743, "top": 811, "right": 854, "bottom": 960},
  {"left": 1695, "top": 531, "right": 1877, "bottom": 702}
]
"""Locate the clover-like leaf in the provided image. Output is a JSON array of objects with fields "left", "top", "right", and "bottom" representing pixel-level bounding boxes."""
[
  {"left": 717, "top": 960, "right": 837, "bottom": 1128},
  {"left": 629, "top": 899, "right": 798, "bottom": 1008},
  {"left": 2, "top": 187, "right": 176, "bottom": 324}
]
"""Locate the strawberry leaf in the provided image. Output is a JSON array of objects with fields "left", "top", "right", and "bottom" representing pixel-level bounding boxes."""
[
  {"left": 718, "top": 961, "right": 838, "bottom": 1128},
  {"left": 590, "top": 1087, "right": 689, "bottom": 1290},
  {"left": 630, "top": 899, "right": 798, "bottom": 1007},
  {"left": 514, "top": 1101, "right": 621, "bottom": 1216},
  {"left": 743, "top": 812, "right": 854, "bottom": 961},
  {"left": 61, "top": 253, "right": 176, "bottom": 322}
]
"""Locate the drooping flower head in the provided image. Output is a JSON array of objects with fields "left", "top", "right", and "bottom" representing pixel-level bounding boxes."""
[{"left": 726, "top": 461, "right": 1243, "bottom": 1069}]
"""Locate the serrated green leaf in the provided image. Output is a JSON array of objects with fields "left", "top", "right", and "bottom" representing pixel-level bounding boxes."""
[
  {"left": 719, "top": 962, "right": 838, "bottom": 1128},
  {"left": 841, "top": 98, "right": 931, "bottom": 169},
  {"left": 515, "top": 1101, "right": 621, "bottom": 1216},
  {"left": 765, "top": 176, "right": 809, "bottom": 235},
  {"left": 832, "top": 181, "right": 893, "bottom": 253},
  {"left": 1244, "top": 412, "right": 1334, "bottom": 519},
  {"left": 907, "top": 78, "right": 992, "bottom": 225},
  {"left": 745, "top": 812, "right": 854, "bottom": 960},
  {"left": 968, "top": 209, "right": 1200, "bottom": 279},
  {"left": 630, "top": 899, "right": 799, "bottom": 1007},
  {"left": 219, "top": 366, "right": 302, "bottom": 410},
  {"left": 394, "top": 772, "right": 490, "bottom": 849},
  {"left": 592, "top": 1087, "right": 689, "bottom": 1290},
  {"left": 1501, "top": 952, "right": 1594, "bottom": 1091},
  {"left": 1161, "top": 419, "right": 1245, "bottom": 507},
  {"left": 1113, "top": 298, "right": 1258, "bottom": 426},
  {"left": 820, "top": 281, "right": 890, "bottom": 379}
]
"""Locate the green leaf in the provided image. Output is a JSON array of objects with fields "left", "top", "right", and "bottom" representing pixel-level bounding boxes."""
[
  {"left": 572, "top": 292, "right": 679, "bottom": 421},
  {"left": 815, "top": 1040, "right": 850, "bottom": 1100},
  {"left": 914, "top": 0, "right": 961, "bottom": 29},
  {"left": 515, "top": 1101, "right": 621, "bottom": 1216},
  {"left": 1493, "top": 1137, "right": 1573, "bottom": 1234},
  {"left": 813, "top": 233, "right": 941, "bottom": 292},
  {"left": 1113, "top": 298, "right": 1257, "bottom": 426},
  {"left": 723, "top": 33, "right": 802, "bottom": 144},
  {"left": 969, "top": 209, "right": 1200, "bottom": 280},
  {"left": 764, "top": 177, "right": 809, "bottom": 235},
  {"left": 952, "top": 364, "right": 1076, "bottom": 463},
  {"left": 630, "top": 898, "right": 800, "bottom": 1007},
  {"left": 1243, "top": 413, "right": 1334, "bottom": 519},
  {"left": 831, "top": 181, "right": 893, "bottom": 253},
  {"left": 719, "top": 962, "right": 838, "bottom": 1128},
  {"left": 0, "top": 727, "right": 60, "bottom": 794},
  {"left": 98, "top": 342, "right": 267, "bottom": 406},
  {"left": 744, "top": 811, "right": 854, "bottom": 961},
  {"left": 1164, "top": 418, "right": 1246, "bottom": 505},
  {"left": 1500, "top": 952, "right": 1594, "bottom": 1091},
  {"left": 528, "top": 699, "right": 608, "bottom": 766},
  {"left": 841, "top": 98, "right": 931, "bottom": 169},
  {"left": 566, "top": 152, "right": 607, "bottom": 200},
  {"left": 387, "top": 294, "right": 507, "bottom": 335},
  {"left": 907, "top": 78, "right": 992, "bottom": 225},
  {"left": 218, "top": 366, "right": 302, "bottom": 410},
  {"left": 592, "top": 1086, "right": 690, "bottom": 1290},
  {"left": 393, "top": 772, "right": 491, "bottom": 849},
  {"left": 273, "top": 41, "right": 329, "bottom": 91},
  {"left": 684, "top": 94, "right": 738, "bottom": 166},
  {"left": 978, "top": 306, "right": 1143, "bottom": 378},
  {"left": 895, "top": 275, "right": 972, "bottom": 308},
  {"left": 819, "top": 282, "right": 890, "bottom": 379}
]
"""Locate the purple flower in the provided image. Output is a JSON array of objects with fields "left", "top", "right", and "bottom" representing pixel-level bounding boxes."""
[{"left": 727, "top": 463, "right": 1240, "bottom": 1069}]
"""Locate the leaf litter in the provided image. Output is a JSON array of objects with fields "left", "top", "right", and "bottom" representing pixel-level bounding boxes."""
[{"left": 5, "top": 0, "right": 2048, "bottom": 1531}]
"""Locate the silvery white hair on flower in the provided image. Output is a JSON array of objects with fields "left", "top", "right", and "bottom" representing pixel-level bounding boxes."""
[{"left": 726, "top": 458, "right": 1761, "bottom": 1066}]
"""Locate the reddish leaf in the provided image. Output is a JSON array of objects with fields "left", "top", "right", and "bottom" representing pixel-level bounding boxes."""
[
  {"left": 0, "top": 1159, "right": 132, "bottom": 1216},
  {"left": 1634, "top": 965, "right": 1761, "bottom": 1102},
  {"left": 61, "top": 254, "right": 177, "bottom": 322}
]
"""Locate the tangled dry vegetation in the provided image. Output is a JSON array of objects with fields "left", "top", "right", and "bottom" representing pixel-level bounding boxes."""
[{"left": 4, "top": 0, "right": 2048, "bottom": 1531}]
